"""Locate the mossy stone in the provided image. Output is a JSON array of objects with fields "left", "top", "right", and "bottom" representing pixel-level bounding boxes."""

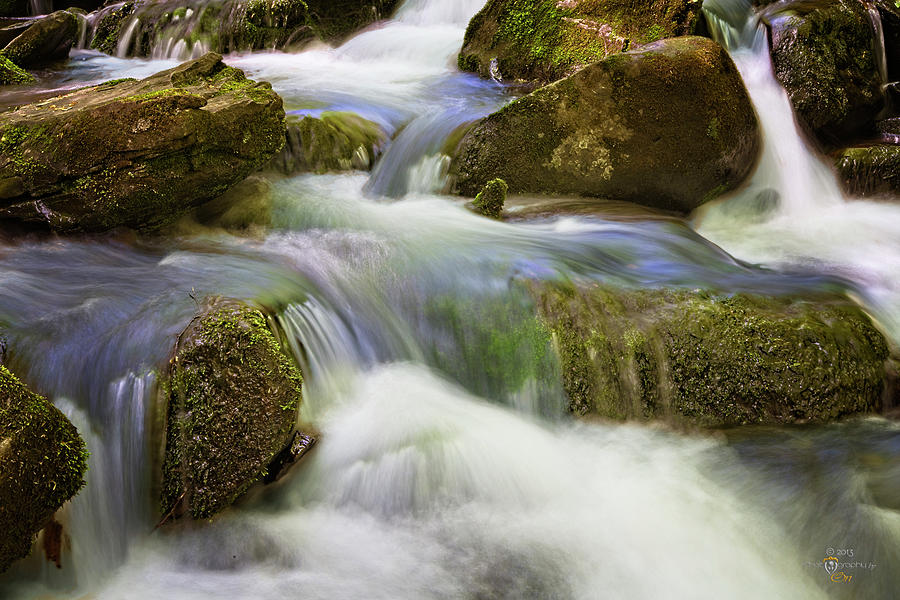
[
  {"left": 161, "top": 299, "right": 303, "bottom": 521},
  {"left": 452, "top": 37, "right": 760, "bottom": 213},
  {"left": 834, "top": 144, "right": 900, "bottom": 196},
  {"left": 0, "top": 365, "right": 88, "bottom": 572},
  {"left": 473, "top": 178, "right": 507, "bottom": 219},
  {"left": 0, "top": 53, "right": 285, "bottom": 233},
  {"left": 3, "top": 10, "right": 78, "bottom": 68},
  {"left": 271, "top": 111, "right": 387, "bottom": 174},
  {"left": 768, "top": 0, "right": 883, "bottom": 148},
  {"left": 458, "top": 0, "right": 704, "bottom": 85},
  {"left": 0, "top": 53, "right": 32, "bottom": 85},
  {"left": 533, "top": 281, "right": 892, "bottom": 426}
]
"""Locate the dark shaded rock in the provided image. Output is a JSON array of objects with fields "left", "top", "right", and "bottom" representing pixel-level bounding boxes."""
[
  {"left": 271, "top": 111, "right": 387, "bottom": 175},
  {"left": 0, "top": 51, "right": 31, "bottom": 84},
  {"left": 472, "top": 177, "right": 507, "bottom": 219},
  {"left": 0, "top": 17, "right": 37, "bottom": 47},
  {"left": 0, "top": 364, "right": 87, "bottom": 572},
  {"left": 0, "top": 52, "right": 285, "bottom": 233},
  {"left": 452, "top": 37, "right": 760, "bottom": 213},
  {"left": 533, "top": 281, "right": 893, "bottom": 426},
  {"left": 3, "top": 10, "right": 77, "bottom": 67},
  {"left": 0, "top": 1, "right": 27, "bottom": 18},
  {"left": 193, "top": 174, "right": 272, "bottom": 230},
  {"left": 834, "top": 144, "right": 900, "bottom": 195},
  {"left": 767, "top": 0, "right": 883, "bottom": 148},
  {"left": 90, "top": 0, "right": 400, "bottom": 58},
  {"left": 458, "top": 0, "right": 704, "bottom": 85},
  {"left": 161, "top": 299, "right": 303, "bottom": 521}
]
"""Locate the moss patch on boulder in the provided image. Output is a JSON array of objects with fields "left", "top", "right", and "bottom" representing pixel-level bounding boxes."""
[
  {"left": 533, "top": 281, "right": 892, "bottom": 426},
  {"left": 834, "top": 144, "right": 900, "bottom": 196},
  {"left": 161, "top": 299, "right": 302, "bottom": 521},
  {"left": 270, "top": 111, "right": 388, "bottom": 175},
  {"left": 452, "top": 36, "right": 759, "bottom": 213},
  {"left": 0, "top": 365, "right": 87, "bottom": 573},
  {"left": 0, "top": 52, "right": 285, "bottom": 233},
  {"left": 473, "top": 178, "right": 507, "bottom": 218},
  {"left": 767, "top": 0, "right": 883, "bottom": 148},
  {"left": 458, "top": 0, "right": 704, "bottom": 85},
  {"left": 3, "top": 10, "right": 77, "bottom": 68},
  {"left": 0, "top": 53, "right": 32, "bottom": 85}
]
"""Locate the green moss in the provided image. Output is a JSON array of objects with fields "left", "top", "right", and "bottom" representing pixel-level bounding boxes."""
[
  {"left": 0, "top": 54, "right": 33, "bottom": 86},
  {"left": 473, "top": 178, "right": 507, "bottom": 218},
  {"left": 162, "top": 300, "right": 302, "bottom": 520},
  {"left": 459, "top": 0, "right": 703, "bottom": 83},
  {"left": 90, "top": 2, "right": 135, "bottom": 55},
  {"left": 534, "top": 281, "right": 890, "bottom": 425},
  {"left": 0, "top": 365, "right": 88, "bottom": 572}
]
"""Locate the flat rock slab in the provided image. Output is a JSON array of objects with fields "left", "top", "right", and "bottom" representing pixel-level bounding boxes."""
[{"left": 0, "top": 52, "right": 285, "bottom": 233}]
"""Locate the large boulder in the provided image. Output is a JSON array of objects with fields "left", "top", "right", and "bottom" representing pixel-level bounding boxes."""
[
  {"left": 766, "top": 0, "right": 883, "bottom": 148},
  {"left": 270, "top": 112, "right": 388, "bottom": 175},
  {"left": 0, "top": 52, "right": 285, "bottom": 233},
  {"left": 2, "top": 10, "right": 77, "bottom": 67},
  {"left": 533, "top": 281, "right": 893, "bottom": 425},
  {"left": 458, "top": 0, "right": 704, "bottom": 85},
  {"left": 90, "top": 0, "right": 400, "bottom": 58},
  {"left": 451, "top": 36, "right": 760, "bottom": 213},
  {"left": 161, "top": 299, "right": 304, "bottom": 521},
  {"left": 0, "top": 364, "right": 87, "bottom": 572}
]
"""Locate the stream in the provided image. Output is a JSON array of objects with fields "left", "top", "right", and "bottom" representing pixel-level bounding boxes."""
[{"left": 1, "top": 0, "right": 899, "bottom": 598}]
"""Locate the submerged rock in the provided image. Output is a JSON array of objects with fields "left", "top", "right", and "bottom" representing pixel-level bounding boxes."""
[
  {"left": 270, "top": 112, "right": 388, "bottom": 175},
  {"left": 834, "top": 144, "right": 900, "bottom": 196},
  {"left": 3, "top": 9, "right": 77, "bottom": 68},
  {"left": 767, "top": 0, "right": 883, "bottom": 148},
  {"left": 452, "top": 36, "right": 760, "bottom": 213},
  {"left": 0, "top": 52, "right": 285, "bottom": 233},
  {"left": 161, "top": 299, "right": 304, "bottom": 521},
  {"left": 458, "top": 0, "right": 704, "bottom": 85},
  {"left": 0, "top": 364, "right": 88, "bottom": 573},
  {"left": 533, "top": 281, "right": 893, "bottom": 426}
]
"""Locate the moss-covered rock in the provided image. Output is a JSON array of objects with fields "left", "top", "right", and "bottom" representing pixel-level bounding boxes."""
[
  {"left": 458, "top": 0, "right": 705, "bottom": 85},
  {"left": 161, "top": 299, "right": 303, "bottom": 521},
  {"left": 89, "top": 0, "right": 400, "bottom": 58},
  {"left": 533, "top": 281, "right": 893, "bottom": 426},
  {"left": 0, "top": 52, "right": 32, "bottom": 85},
  {"left": 0, "top": 52, "right": 285, "bottom": 233},
  {"left": 89, "top": 1, "right": 134, "bottom": 55},
  {"left": 0, "top": 365, "right": 88, "bottom": 573},
  {"left": 833, "top": 144, "right": 900, "bottom": 196},
  {"left": 452, "top": 36, "right": 759, "bottom": 213},
  {"left": 270, "top": 111, "right": 388, "bottom": 175},
  {"left": 767, "top": 0, "right": 883, "bottom": 148},
  {"left": 3, "top": 10, "right": 77, "bottom": 67},
  {"left": 193, "top": 174, "right": 272, "bottom": 229},
  {"left": 472, "top": 177, "right": 507, "bottom": 219}
]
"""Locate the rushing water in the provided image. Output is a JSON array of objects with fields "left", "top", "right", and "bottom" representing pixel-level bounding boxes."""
[{"left": 1, "top": 0, "right": 899, "bottom": 598}]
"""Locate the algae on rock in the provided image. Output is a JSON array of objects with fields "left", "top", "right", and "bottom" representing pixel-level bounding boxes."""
[
  {"left": 458, "top": 0, "right": 705, "bottom": 85},
  {"left": 533, "top": 281, "right": 893, "bottom": 426},
  {"left": 161, "top": 299, "right": 303, "bottom": 521},
  {"left": 452, "top": 37, "right": 760, "bottom": 213},
  {"left": 0, "top": 52, "right": 285, "bottom": 233},
  {"left": 0, "top": 365, "right": 88, "bottom": 573}
]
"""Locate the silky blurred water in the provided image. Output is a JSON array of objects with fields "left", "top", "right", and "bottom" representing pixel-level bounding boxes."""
[{"left": 0, "top": 0, "right": 898, "bottom": 598}]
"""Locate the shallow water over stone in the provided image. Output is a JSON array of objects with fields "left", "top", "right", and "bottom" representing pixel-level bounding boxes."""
[{"left": 0, "top": 0, "right": 899, "bottom": 598}]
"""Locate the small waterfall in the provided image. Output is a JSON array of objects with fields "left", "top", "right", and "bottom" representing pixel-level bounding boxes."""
[
  {"left": 700, "top": 0, "right": 844, "bottom": 216},
  {"left": 116, "top": 17, "right": 141, "bottom": 58},
  {"left": 28, "top": 0, "right": 51, "bottom": 16}
]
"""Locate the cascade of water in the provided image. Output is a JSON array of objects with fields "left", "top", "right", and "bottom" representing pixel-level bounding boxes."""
[
  {"left": 28, "top": 0, "right": 51, "bottom": 16},
  {"left": 701, "top": 0, "right": 844, "bottom": 217},
  {"left": 116, "top": 17, "right": 141, "bottom": 58}
]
